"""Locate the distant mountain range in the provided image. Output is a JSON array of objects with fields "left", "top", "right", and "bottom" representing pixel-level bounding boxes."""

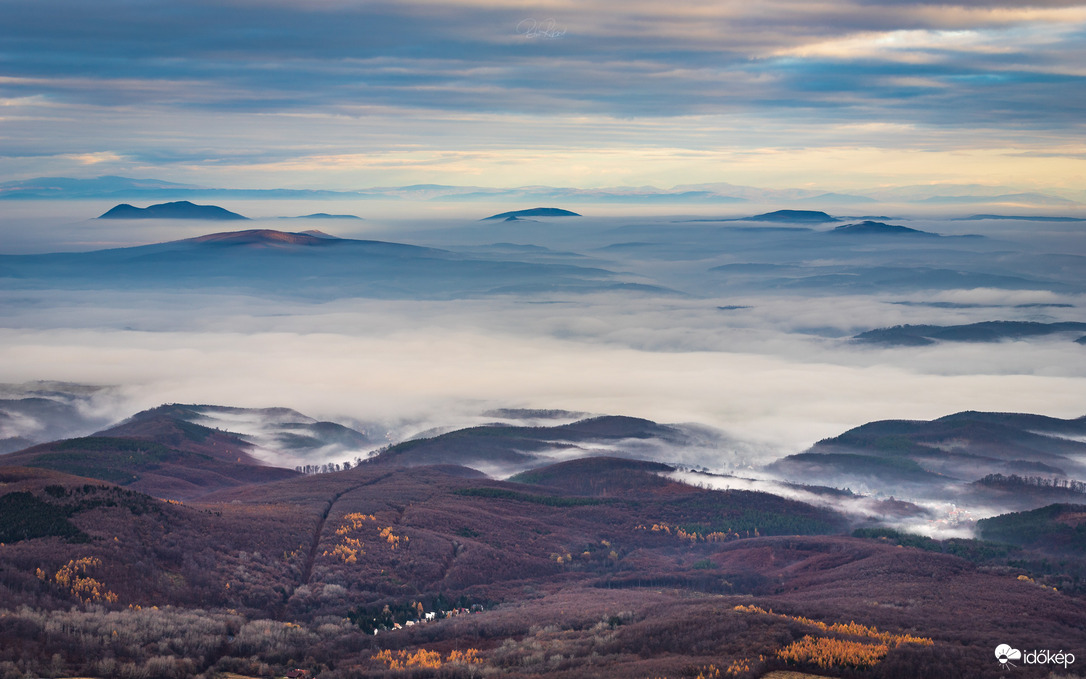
[
  {"left": 918, "top": 193, "right": 1079, "bottom": 206},
  {"left": 2, "top": 175, "right": 1083, "bottom": 207},
  {"left": 955, "top": 214, "right": 1086, "bottom": 222},
  {"left": 0, "top": 175, "right": 201, "bottom": 198},
  {"left": 9, "top": 394, "right": 1082, "bottom": 522}
]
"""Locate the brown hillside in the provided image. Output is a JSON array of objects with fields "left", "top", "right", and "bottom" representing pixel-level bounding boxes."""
[{"left": 1, "top": 457, "right": 1083, "bottom": 678}]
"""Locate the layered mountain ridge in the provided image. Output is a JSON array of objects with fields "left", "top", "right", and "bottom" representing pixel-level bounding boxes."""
[{"left": 1, "top": 402, "right": 1084, "bottom": 678}]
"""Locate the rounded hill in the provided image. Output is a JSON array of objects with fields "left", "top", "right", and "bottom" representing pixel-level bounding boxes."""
[
  {"left": 98, "top": 201, "right": 248, "bottom": 220},
  {"left": 482, "top": 207, "right": 581, "bottom": 220}
]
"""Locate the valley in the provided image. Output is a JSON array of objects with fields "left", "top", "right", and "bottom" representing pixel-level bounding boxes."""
[{"left": 1, "top": 394, "right": 1084, "bottom": 678}]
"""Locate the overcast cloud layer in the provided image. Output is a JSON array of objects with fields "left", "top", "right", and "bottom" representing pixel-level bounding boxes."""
[{"left": 2, "top": 0, "right": 1086, "bottom": 191}]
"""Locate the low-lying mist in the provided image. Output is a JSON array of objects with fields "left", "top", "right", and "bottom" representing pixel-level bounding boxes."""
[
  {"left": 1, "top": 203, "right": 1083, "bottom": 529},
  {"left": 1, "top": 306, "right": 1081, "bottom": 458},
  {"left": 668, "top": 470, "right": 979, "bottom": 540}
]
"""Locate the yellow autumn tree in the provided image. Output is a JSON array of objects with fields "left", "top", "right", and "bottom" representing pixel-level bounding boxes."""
[{"left": 778, "top": 635, "right": 889, "bottom": 669}]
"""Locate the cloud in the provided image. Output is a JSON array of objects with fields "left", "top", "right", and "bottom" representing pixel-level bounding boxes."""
[
  {"left": 669, "top": 470, "right": 981, "bottom": 538},
  {"left": 927, "top": 288, "right": 1067, "bottom": 306},
  {"left": 0, "top": 1, "right": 1084, "bottom": 217},
  {"left": 6, "top": 3, "right": 1081, "bottom": 91},
  {"left": 62, "top": 152, "right": 125, "bottom": 165}
]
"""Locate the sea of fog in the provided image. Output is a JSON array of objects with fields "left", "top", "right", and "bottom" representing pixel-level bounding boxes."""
[{"left": 1, "top": 199, "right": 1084, "bottom": 473}]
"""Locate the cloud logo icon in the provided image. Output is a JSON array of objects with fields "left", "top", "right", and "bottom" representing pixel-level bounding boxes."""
[{"left": 996, "top": 644, "right": 1022, "bottom": 667}]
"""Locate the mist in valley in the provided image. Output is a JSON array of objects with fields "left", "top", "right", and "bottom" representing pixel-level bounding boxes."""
[{"left": 2, "top": 200, "right": 1084, "bottom": 533}]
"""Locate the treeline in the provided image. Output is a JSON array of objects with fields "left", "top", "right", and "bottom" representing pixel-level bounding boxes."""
[
  {"left": 853, "top": 523, "right": 1086, "bottom": 595},
  {"left": 295, "top": 456, "right": 373, "bottom": 474},
  {"left": 45, "top": 483, "right": 165, "bottom": 517},
  {"left": 0, "top": 484, "right": 167, "bottom": 544},
  {"left": 661, "top": 489, "right": 849, "bottom": 537},
  {"left": 295, "top": 461, "right": 355, "bottom": 474},
  {"left": 54, "top": 436, "right": 175, "bottom": 455},
  {"left": 678, "top": 509, "right": 841, "bottom": 539},
  {"left": 976, "top": 473, "right": 1086, "bottom": 494},
  {"left": 851, "top": 527, "right": 1018, "bottom": 562},
  {"left": 977, "top": 503, "right": 1086, "bottom": 554},
  {"left": 0, "top": 492, "right": 86, "bottom": 543}
]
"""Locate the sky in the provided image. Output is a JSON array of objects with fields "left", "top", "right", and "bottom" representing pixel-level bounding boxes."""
[{"left": 2, "top": 0, "right": 1086, "bottom": 193}]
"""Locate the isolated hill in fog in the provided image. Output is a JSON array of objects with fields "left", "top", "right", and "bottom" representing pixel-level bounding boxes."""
[
  {"left": 746, "top": 209, "right": 838, "bottom": 223},
  {"left": 185, "top": 229, "right": 339, "bottom": 246},
  {"left": 978, "top": 503, "right": 1086, "bottom": 554},
  {"left": 854, "top": 321, "right": 1086, "bottom": 346},
  {"left": 291, "top": 213, "right": 362, "bottom": 220},
  {"left": 509, "top": 456, "right": 676, "bottom": 495},
  {"left": 122, "top": 403, "right": 381, "bottom": 466},
  {"left": 831, "top": 220, "right": 936, "bottom": 236},
  {"left": 482, "top": 207, "right": 581, "bottom": 220},
  {"left": 1, "top": 408, "right": 299, "bottom": 500},
  {"left": 98, "top": 201, "right": 248, "bottom": 220},
  {"left": 769, "top": 411, "right": 1086, "bottom": 507},
  {"left": 0, "top": 397, "right": 99, "bottom": 454},
  {"left": 367, "top": 415, "right": 695, "bottom": 476},
  {"left": 0, "top": 228, "right": 666, "bottom": 299},
  {"left": 0, "top": 383, "right": 116, "bottom": 454}
]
